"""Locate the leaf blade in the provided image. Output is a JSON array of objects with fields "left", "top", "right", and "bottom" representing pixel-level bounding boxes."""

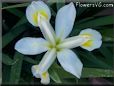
[{"left": 9, "top": 52, "right": 23, "bottom": 84}]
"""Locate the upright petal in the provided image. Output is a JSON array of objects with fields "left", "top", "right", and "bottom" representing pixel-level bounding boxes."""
[
  {"left": 55, "top": 2, "right": 76, "bottom": 40},
  {"left": 26, "top": 1, "right": 51, "bottom": 26},
  {"left": 15, "top": 37, "right": 49, "bottom": 55},
  {"left": 57, "top": 49, "right": 83, "bottom": 78},
  {"left": 79, "top": 28, "right": 102, "bottom": 51},
  {"left": 39, "top": 19, "right": 56, "bottom": 46}
]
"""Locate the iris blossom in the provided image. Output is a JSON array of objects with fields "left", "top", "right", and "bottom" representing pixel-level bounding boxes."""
[{"left": 15, "top": 1, "right": 102, "bottom": 84}]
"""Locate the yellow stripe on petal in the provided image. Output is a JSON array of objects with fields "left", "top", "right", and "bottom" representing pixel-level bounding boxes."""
[
  {"left": 32, "top": 10, "right": 48, "bottom": 25},
  {"left": 80, "top": 33, "right": 92, "bottom": 38},
  {"left": 82, "top": 40, "right": 93, "bottom": 47},
  {"left": 80, "top": 33, "right": 93, "bottom": 47},
  {"left": 32, "top": 11, "right": 38, "bottom": 25},
  {"left": 39, "top": 10, "right": 48, "bottom": 19}
]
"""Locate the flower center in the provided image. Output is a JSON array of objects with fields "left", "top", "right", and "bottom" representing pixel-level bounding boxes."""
[{"left": 48, "top": 38, "right": 62, "bottom": 51}]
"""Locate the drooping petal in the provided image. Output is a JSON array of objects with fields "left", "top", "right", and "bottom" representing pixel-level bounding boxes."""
[
  {"left": 41, "top": 71, "right": 50, "bottom": 85},
  {"left": 79, "top": 28, "right": 102, "bottom": 51},
  {"left": 31, "top": 65, "right": 40, "bottom": 78},
  {"left": 58, "top": 36, "right": 89, "bottom": 49},
  {"left": 26, "top": 1, "right": 51, "bottom": 26},
  {"left": 31, "top": 65, "right": 50, "bottom": 85},
  {"left": 38, "top": 48, "right": 56, "bottom": 73},
  {"left": 15, "top": 37, "right": 49, "bottom": 55},
  {"left": 55, "top": 2, "right": 76, "bottom": 40},
  {"left": 57, "top": 49, "right": 83, "bottom": 78}
]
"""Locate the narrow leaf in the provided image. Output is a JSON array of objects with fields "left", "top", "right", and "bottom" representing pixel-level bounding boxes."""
[
  {"left": 52, "top": 64, "right": 114, "bottom": 78},
  {"left": 3, "top": 24, "right": 28, "bottom": 48},
  {"left": 2, "top": 3, "right": 29, "bottom": 10},
  {"left": 78, "top": 51, "right": 112, "bottom": 69},
  {"left": 99, "top": 46, "right": 113, "bottom": 65},
  {"left": 49, "top": 67, "right": 62, "bottom": 83},
  {"left": 9, "top": 52, "right": 23, "bottom": 84},
  {"left": 2, "top": 54, "right": 14, "bottom": 65},
  {"left": 56, "top": 0, "right": 65, "bottom": 11},
  {"left": 77, "top": 15, "right": 113, "bottom": 29}
]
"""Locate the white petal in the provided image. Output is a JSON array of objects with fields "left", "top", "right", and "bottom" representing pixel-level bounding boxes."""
[
  {"left": 57, "top": 49, "right": 83, "bottom": 78},
  {"left": 80, "top": 39, "right": 102, "bottom": 51},
  {"left": 15, "top": 37, "right": 48, "bottom": 55},
  {"left": 79, "top": 28, "right": 102, "bottom": 51},
  {"left": 80, "top": 28, "right": 102, "bottom": 40},
  {"left": 41, "top": 71, "right": 50, "bottom": 85},
  {"left": 55, "top": 2, "right": 76, "bottom": 40},
  {"left": 26, "top": 1, "right": 51, "bottom": 26},
  {"left": 39, "top": 48, "right": 56, "bottom": 73},
  {"left": 31, "top": 49, "right": 56, "bottom": 80},
  {"left": 31, "top": 65, "right": 50, "bottom": 84},
  {"left": 58, "top": 36, "right": 89, "bottom": 49},
  {"left": 40, "top": 20, "right": 56, "bottom": 45},
  {"left": 31, "top": 65, "right": 40, "bottom": 78}
]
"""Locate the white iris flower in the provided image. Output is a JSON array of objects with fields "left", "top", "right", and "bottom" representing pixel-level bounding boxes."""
[{"left": 15, "top": 1, "right": 102, "bottom": 85}]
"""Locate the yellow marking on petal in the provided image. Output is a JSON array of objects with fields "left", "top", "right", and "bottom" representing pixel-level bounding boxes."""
[
  {"left": 80, "top": 33, "right": 92, "bottom": 38},
  {"left": 82, "top": 40, "right": 93, "bottom": 47},
  {"left": 42, "top": 72, "right": 48, "bottom": 79},
  {"left": 32, "top": 10, "right": 48, "bottom": 25},
  {"left": 32, "top": 12, "right": 38, "bottom": 25},
  {"left": 80, "top": 33, "right": 93, "bottom": 47},
  {"left": 39, "top": 10, "right": 48, "bottom": 19}
]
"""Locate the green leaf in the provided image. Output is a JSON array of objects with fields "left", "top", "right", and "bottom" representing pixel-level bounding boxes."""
[
  {"left": 3, "top": 4, "right": 24, "bottom": 18},
  {"left": 77, "top": 15, "right": 113, "bottom": 29},
  {"left": 2, "top": 54, "right": 14, "bottom": 65},
  {"left": 12, "top": 16, "right": 27, "bottom": 29},
  {"left": 2, "top": 65, "right": 11, "bottom": 84},
  {"left": 3, "top": 24, "right": 28, "bottom": 48},
  {"left": 56, "top": 0, "right": 65, "bottom": 11},
  {"left": 47, "top": 0, "right": 58, "bottom": 5},
  {"left": 6, "top": 8, "right": 24, "bottom": 18},
  {"left": 23, "top": 56, "right": 38, "bottom": 64},
  {"left": 77, "top": 7, "right": 88, "bottom": 16},
  {"left": 51, "top": 64, "right": 114, "bottom": 79},
  {"left": 99, "top": 46, "right": 113, "bottom": 65},
  {"left": 82, "top": 68, "right": 114, "bottom": 78},
  {"left": 99, "top": 28, "right": 114, "bottom": 42},
  {"left": 49, "top": 66, "right": 62, "bottom": 83},
  {"left": 9, "top": 52, "right": 23, "bottom": 84},
  {"left": 2, "top": 3, "right": 29, "bottom": 10},
  {"left": 2, "top": 20, "right": 9, "bottom": 31},
  {"left": 50, "top": 8, "right": 56, "bottom": 17},
  {"left": 71, "top": 15, "right": 113, "bottom": 35},
  {"left": 78, "top": 51, "right": 111, "bottom": 69}
]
